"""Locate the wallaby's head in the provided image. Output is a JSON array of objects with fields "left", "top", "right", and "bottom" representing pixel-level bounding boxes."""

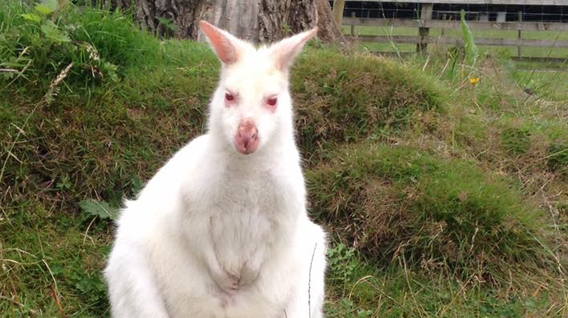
[{"left": 200, "top": 21, "right": 317, "bottom": 155}]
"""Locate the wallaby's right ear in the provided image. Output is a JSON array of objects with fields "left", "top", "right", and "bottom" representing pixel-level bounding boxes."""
[{"left": 200, "top": 20, "right": 245, "bottom": 65}]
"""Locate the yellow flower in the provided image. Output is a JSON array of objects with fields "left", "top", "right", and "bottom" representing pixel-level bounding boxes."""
[{"left": 470, "top": 77, "right": 480, "bottom": 85}]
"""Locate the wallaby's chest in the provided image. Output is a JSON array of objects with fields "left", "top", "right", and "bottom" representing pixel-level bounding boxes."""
[
  {"left": 205, "top": 172, "right": 284, "bottom": 269},
  {"left": 209, "top": 177, "right": 277, "bottom": 240}
]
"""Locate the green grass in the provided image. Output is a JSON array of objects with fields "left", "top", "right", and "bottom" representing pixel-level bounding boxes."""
[
  {"left": 501, "top": 126, "right": 532, "bottom": 155},
  {"left": 0, "top": 1, "right": 163, "bottom": 97},
  {"left": 2, "top": 2, "right": 568, "bottom": 317},
  {"left": 548, "top": 142, "right": 568, "bottom": 176},
  {"left": 1, "top": 201, "right": 111, "bottom": 316},
  {"left": 510, "top": 67, "right": 568, "bottom": 102},
  {"left": 326, "top": 244, "right": 568, "bottom": 318}
]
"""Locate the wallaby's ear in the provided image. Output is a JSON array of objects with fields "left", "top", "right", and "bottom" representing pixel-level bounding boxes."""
[
  {"left": 269, "top": 28, "right": 318, "bottom": 71},
  {"left": 199, "top": 20, "right": 245, "bottom": 65}
]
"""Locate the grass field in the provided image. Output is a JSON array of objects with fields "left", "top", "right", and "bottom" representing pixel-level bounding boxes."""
[
  {"left": 344, "top": 25, "right": 568, "bottom": 59},
  {"left": 1, "top": 2, "right": 568, "bottom": 317}
]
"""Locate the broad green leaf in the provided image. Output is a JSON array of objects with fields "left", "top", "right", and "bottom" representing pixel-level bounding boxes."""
[
  {"left": 22, "top": 13, "right": 42, "bottom": 23},
  {"left": 35, "top": 5, "right": 54, "bottom": 15},
  {"left": 157, "top": 17, "right": 179, "bottom": 32},
  {"left": 79, "top": 199, "right": 119, "bottom": 220},
  {"left": 35, "top": 0, "right": 59, "bottom": 15},
  {"left": 1, "top": 72, "right": 15, "bottom": 80},
  {"left": 41, "top": 20, "right": 71, "bottom": 43},
  {"left": 130, "top": 175, "right": 144, "bottom": 195}
]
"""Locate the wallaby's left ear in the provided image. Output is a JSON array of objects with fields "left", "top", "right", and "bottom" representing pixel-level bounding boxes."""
[
  {"left": 269, "top": 27, "right": 318, "bottom": 71},
  {"left": 200, "top": 20, "right": 247, "bottom": 65}
]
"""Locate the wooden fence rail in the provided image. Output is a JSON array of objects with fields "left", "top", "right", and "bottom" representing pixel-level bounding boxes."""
[
  {"left": 343, "top": 3, "right": 568, "bottom": 55},
  {"left": 343, "top": 18, "right": 568, "bottom": 32},
  {"left": 355, "top": 35, "right": 568, "bottom": 48},
  {"left": 344, "top": 0, "right": 565, "bottom": 5}
]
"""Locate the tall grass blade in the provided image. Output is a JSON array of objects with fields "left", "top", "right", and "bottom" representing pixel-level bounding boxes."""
[{"left": 460, "top": 9, "right": 479, "bottom": 67}]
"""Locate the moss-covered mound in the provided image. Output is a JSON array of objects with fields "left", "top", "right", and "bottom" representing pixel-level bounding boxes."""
[{"left": 307, "top": 143, "right": 548, "bottom": 278}]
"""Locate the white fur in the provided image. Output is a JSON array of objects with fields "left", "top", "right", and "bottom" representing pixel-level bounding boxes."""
[{"left": 104, "top": 23, "right": 327, "bottom": 318}]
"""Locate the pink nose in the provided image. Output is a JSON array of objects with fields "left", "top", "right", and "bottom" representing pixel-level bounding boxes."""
[{"left": 234, "top": 119, "right": 259, "bottom": 155}]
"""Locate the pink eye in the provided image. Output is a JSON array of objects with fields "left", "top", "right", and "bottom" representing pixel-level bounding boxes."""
[
  {"left": 225, "top": 92, "right": 235, "bottom": 102},
  {"left": 267, "top": 97, "right": 277, "bottom": 107}
]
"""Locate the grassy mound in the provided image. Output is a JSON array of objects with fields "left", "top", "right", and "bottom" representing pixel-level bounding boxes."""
[
  {"left": 0, "top": 2, "right": 442, "bottom": 213},
  {"left": 0, "top": 40, "right": 217, "bottom": 210},
  {"left": 307, "top": 143, "right": 549, "bottom": 279},
  {"left": 293, "top": 51, "right": 442, "bottom": 160}
]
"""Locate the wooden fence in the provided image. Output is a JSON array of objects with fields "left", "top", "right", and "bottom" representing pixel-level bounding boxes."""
[{"left": 343, "top": 1, "right": 568, "bottom": 56}]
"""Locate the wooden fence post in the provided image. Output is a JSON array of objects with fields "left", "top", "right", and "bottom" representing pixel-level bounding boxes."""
[
  {"left": 351, "top": 12, "right": 356, "bottom": 36},
  {"left": 441, "top": 13, "right": 447, "bottom": 36},
  {"left": 518, "top": 11, "right": 523, "bottom": 57},
  {"left": 417, "top": 3, "right": 433, "bottom": 53}
]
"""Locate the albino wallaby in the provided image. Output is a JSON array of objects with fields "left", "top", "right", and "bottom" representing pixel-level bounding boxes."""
[{"left": 104, "top": 21, "right": 327, "bottom": 318}]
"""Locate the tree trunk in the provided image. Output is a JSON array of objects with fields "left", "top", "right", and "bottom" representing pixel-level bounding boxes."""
[
  {"left": 316, "top": 0, "right": 347, "bottom": 43},
  {"left": 130, "top": 0, "right": 345, "bottom": 43},
  {"left": 332, "top": 0, "right": 346, "bottom": 27},
  {"left": 104, "top": 0, "right": 134, "bottom": 11}
]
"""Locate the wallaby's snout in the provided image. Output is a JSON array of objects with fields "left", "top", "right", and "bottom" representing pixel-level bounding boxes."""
[{"left": 235, "top": 119, "right": 259, "bottom": 155}]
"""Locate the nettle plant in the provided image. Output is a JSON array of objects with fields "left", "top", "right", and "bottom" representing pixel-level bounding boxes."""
[
  {"left": 21, "top": 0, "right": 72, "bottom": 43},
  {"left": 1, "top": 0, "right": 118, "bottom": 88}
]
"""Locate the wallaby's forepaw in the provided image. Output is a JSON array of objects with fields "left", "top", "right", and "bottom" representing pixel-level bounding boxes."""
[
  {"left": 240, "top": 262, "right": 259, "bottom": 286},
  {"left": 213, "top": 270, "right": 240, "bottom": 294}
]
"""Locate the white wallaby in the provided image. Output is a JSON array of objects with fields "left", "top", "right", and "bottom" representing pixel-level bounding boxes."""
[{"left": 104, "top": 21, "right": 327, "bottom": 318}]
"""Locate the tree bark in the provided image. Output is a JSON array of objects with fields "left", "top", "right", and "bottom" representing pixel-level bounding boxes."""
[
  {"left": 317, "top": 0, "right": 347, "bottom": 43},
  {"left": 128, "top": 0, "right": 345, "bottom": 43},
  {"left": 332, "top": 0, "right": 346, "bottom": 27},
  {"left": 104, "top": 0, "right": 134, "bottom": 11}
]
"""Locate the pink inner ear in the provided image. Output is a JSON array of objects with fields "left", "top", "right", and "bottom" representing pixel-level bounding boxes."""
[
  {"left": 200, "top": 21, "right": 238, "bottom": 64},
  {"left": 273, "top": 28, "right": 318, "bottom": 71}
]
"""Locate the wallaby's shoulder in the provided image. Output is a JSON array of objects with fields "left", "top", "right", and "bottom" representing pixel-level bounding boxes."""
[
  {"left": 165, "top": 134, "right": 211, "bottom": 171},
  {"left": 117, "top": 134, "right": 210, "bottom": 219},
  {"left": 144, "top": 134, "right": 210, "bottom": 188}
]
